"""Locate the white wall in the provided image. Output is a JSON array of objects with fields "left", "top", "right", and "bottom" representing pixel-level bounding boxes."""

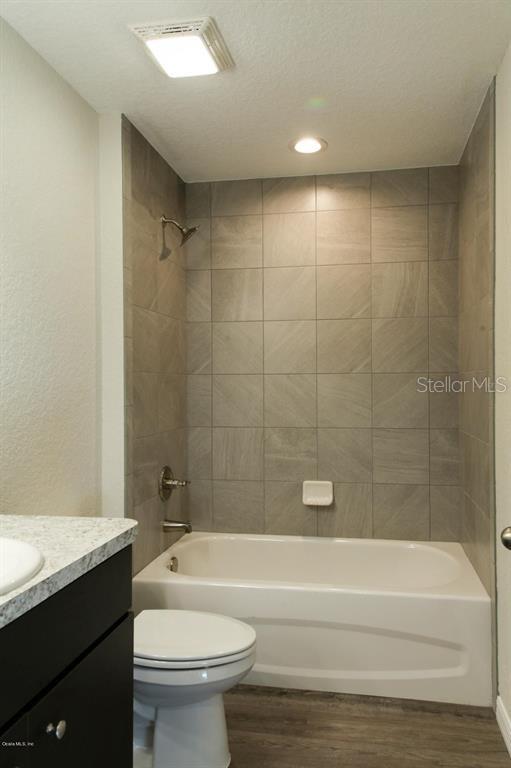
[
  {"left": 0, "top": 19, "right": 99, "bottom": 516},
  {"left": 495, "top": 39, "right": 511, "bottom": 748}
]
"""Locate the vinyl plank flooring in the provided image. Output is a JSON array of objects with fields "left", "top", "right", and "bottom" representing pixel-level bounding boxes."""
[{"left": 226, "top": 686, "right": 510, "bottom": 768}]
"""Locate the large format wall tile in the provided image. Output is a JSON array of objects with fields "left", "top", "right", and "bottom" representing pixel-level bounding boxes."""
[
  {"left": 183, "top": 165, "right": 463, "bottom": 544},
  {"left": 371, "top": 206, "right": 428, "bottom": 262},
  {"left": 263, "top": 212, "right": 315, "bottom": 267},
  {"left": 316, "top": 209, "right": 371, "bottom": 265}
]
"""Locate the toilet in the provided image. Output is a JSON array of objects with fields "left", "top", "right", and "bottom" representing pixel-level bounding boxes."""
[{"left": 133, "top": 610, "right": 256, "bottom": 768}]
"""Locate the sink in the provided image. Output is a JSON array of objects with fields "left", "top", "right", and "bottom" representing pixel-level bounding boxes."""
[{"left": 0, "top": 537, "right": 44, "bottom": 595}]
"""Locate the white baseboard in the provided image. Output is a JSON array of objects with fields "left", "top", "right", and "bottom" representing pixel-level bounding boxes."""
[{"left": 496, "top": 696, "right": 511, "bottom": 757}]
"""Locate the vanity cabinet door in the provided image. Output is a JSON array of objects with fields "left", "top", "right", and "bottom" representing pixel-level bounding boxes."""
[
  {"left": 28, "top": 615, "right": 133, "bottom": 768},
  {"left": 0, "top": 714, "right": 30, "bottom": 768}
]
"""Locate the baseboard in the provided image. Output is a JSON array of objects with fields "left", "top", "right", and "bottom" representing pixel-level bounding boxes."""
[{"left": 496, "top": 696, "right": 511, "bottom": 756}]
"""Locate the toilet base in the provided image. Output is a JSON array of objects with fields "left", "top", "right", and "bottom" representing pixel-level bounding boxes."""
[{"left": 153, "top": 693, "right": 231, "bottom": 768}]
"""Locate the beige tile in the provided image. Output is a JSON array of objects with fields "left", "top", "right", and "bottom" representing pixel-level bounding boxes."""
[
  {"left": 373, "top": 373, "right": 429, "bottom": 427},
  {"left": 185, "top": 182, "right": 210, "bottom": 217},
  {"left": 317, "top": 429, "right": 372, "bottom": 482},
  {"left": 317, "top": 374, "right": 371, "bottom": 427},
  {"left": 211, "top": 179, "right": 262, "bottom": 216},
  {"left": 212, "top": 427, "right": 263, "bottom": 480},
  {"left": 186, "top": 270, "right": 211, "bottom": 321},
  {"left": 429, "top": 166, "right": 459, "bottom": 204},
  {"left": 186, "top": 375, "right": 212, "bottom": 426},
  {"left": 459, "top": 302, "right": 491, "bottom": 373},
  {"left": 132, "top": 496, "right": 166, "bottom": 574},
  {"left": 429, "top": 204, "right": 458, "bottom": 260},
  {"left": 212, "top": 268, "right": 263, "bottom": 321},
  {"left": 212, "top": 481, "right": 264, "bottom": 532},
  {"left": 188, "top": 479, "right": 213, "bottom": 530},
  {"left": 264, "top": 321, "right": 316, "bottom": 373},
  {"left": 125, "top": 406, "right": 133, "bottom": 476},
  {"left": 317, "top": 483, "right": 372, "bottom": 537},
  {"left": 262, "top": 176, "right": 315, "bottom": 213},
  {"left": 316, "top": 209, "right": 370, "bottom": 265},
  {"left": 133, "top": 307, "right": 160, "bottom": 373},
  {"left": 264, "top": 266, "right": 316, "bottom": 320},
  {"left": 429, "top": 317, "right": 458, "bottom": 371},
  {"left": 157, "top": 372, "right": 186, "bottom": 431},
  {"left": 373, "top": 484, "right": 430, "bottom": 539},
  {"left": 428, "top": 374, "right": 459, "bottom": 428},
  {"left": 373, "top": 429, "right": 429, "bottom": 484},
  {"left": 213, "top": 374, "right": 263, "bottom": 427},
  {"left": 317, "top": 265, "right": 371, "bottom": 319},
  {"left": 264, "top": 374, "right": 317, "bottom": 427},
  {"left": 316, "top": 172, "right": 370, "bottom": 211},
  {"left": 212, "top": 322, "right": 263, "bottom": 373},
  {"left": 371, "top": 169, "right": 428, "bottom": 207},
  {"left": 459, "top": 373, "right": 489, "bottom": 442},
  {"left": 211, "top": 215, "right": 262, "bottom": 269},
  {"left": 133, "top": 433, "right": 159, "bottom": 506},
  {"left": 372, "top": 206, "right": 428, "bottom": 262},
  {"left": 133, "top": 372, "right": 159, "bottom": 437},
  {"left": 317, "top": 319, "right": 371, "bottom": 373},
  {"left": 372, "top": 318, "right": 428, "bottom": 372},
  {"left": 429, "top": 260, "right": 458, "bottom": 317},
  {"left": 132, "top": 228, "right": 158, "bottom": 309},
  {"left": 263, "top": 212, "right": 315, "bottom": 267},
  {"left": 156, "top": 258, "right": 187, "bottom": 319},
  {"left": 461, "top": 432, "right": 490, "bottom": 514},
  {"left": 430, "top": 485, "right": 461, "bottom": 541},
  {"left": 159, "top": 316, "right": 186, "bottom": 375},
  {"left": 264, "top": 482, "right": 317, "bottom": 535},
  {"left": 264, "top": 428, "right": 317, "bottom": 481},
  {"left": 186, "top": 322, "right": 211, "bottom": 374},
  {"left": 125, "top": 337, "right": 133, "bottom": 407},
  {"left": 187, "top": 427, "right": 212, "bottom": 479},
  {"left": 372, "top": 261, "right": 428, "bottom": 317},
  {"left": 430, "top": 429, "right": 459, "bottom": 485},
  {"left": 183, "top": 218, "right": 211, "bottom": 270}
]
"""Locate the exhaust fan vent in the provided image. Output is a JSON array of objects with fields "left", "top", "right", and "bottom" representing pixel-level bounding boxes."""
[{"left": 130, "top": 17, "right": 234, "bottom": 74}]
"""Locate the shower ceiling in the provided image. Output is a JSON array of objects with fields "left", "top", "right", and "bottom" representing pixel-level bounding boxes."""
[{"left": 2, "top": 0, "right": 511, "bottom": 181}]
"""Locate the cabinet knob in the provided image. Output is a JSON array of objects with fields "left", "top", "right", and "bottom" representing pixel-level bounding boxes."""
[
  {"left": 46, "top": 720, "right": 67, "bottom": 740},
  {"left": 501, "top": 527, "right": 511, "bottom": 549}
]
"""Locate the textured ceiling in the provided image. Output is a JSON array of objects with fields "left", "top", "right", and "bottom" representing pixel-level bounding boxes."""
[{"left": 2, "top": 0, "right": 511, "bottom": 181}]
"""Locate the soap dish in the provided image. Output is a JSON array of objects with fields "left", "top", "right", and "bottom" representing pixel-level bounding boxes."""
[{"left": 302, "top": 480, "right": 334, "bottom": 507}]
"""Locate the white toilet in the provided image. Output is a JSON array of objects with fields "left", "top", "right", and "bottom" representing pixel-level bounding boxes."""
[{"left": 133, "top": 609, "right": 256, "bottom": 768}]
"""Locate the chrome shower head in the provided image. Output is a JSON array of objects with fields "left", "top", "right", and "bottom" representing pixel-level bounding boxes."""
[{"left": 160, "top": 216, "right": 199, "bottom": 246}]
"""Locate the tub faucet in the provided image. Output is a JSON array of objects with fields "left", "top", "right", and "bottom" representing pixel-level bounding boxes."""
[{"left": 162, "top": 520, "right": 192, "bottom": 534}]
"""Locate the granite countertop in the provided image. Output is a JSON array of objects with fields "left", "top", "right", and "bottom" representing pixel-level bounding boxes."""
[{"left": 0, "top": 515, "right": 138, "bottom": 629}]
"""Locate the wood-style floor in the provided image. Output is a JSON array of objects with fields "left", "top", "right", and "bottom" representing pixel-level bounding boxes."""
[{"left": 225, "top": 686, "right": 511, "bottom": 768}]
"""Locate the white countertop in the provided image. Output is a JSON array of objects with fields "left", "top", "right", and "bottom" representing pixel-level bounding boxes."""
[{"left": 0, "top": 515, "right": 138, "bottom": 629}]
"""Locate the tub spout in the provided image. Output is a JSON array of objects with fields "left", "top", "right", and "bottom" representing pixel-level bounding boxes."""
[{"left": 162, "top": 520, "right": 192, "bottom": 534}]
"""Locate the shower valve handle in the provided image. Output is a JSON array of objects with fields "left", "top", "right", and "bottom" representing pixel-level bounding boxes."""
[{"left": 159, "top": 465, "right": 190, "bottom": 501}]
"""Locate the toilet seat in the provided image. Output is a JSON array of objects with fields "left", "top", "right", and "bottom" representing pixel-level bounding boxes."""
[{"left": 134, "top": 609, "right": 256, "bottom": 670}]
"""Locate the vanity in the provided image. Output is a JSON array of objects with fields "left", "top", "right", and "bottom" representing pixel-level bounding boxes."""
[{"left": 0, "top": 516, "right": 137, "bottom": 768}]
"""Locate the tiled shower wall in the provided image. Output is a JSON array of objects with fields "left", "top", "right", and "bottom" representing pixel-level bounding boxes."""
[
  {"left": 123, "top": 117, "right": 189, "bottom": 574},
  {"left": 184, "top": 168, "right": 461, "bottom": 540},
  {"left": 458, "top": 85, "right": 496, "bottom": 597}
]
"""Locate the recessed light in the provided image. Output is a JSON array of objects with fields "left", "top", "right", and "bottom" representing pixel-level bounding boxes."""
[
  {"left": 291, "top": 137, "right": 328, "bottom": 154},
  {"left": 130, "top": 17, "right": 234, "bottom": 78}
]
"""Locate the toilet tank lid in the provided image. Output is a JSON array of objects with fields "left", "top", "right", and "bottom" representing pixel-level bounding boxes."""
[{"left": 134, "top": 609, "right": 256, "bottom": 662}]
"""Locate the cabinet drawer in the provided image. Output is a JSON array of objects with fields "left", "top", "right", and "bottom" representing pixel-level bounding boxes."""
[
  {"left": 28, "top": 615, "right": 133, "bottom": 768},
  {"left": 0, "top": 715, "right": 30, "bottom": 768},
  {"left": 0, "top": 547, "right": 131, "bottom": 729}
]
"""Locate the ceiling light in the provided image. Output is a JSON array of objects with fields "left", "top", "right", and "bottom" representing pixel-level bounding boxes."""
[
  {"left": 291, "top": 137, "right": 328, "bottom": 154},
  {"left": 130, "top": 17, "right": 234, "bottom": 79}
]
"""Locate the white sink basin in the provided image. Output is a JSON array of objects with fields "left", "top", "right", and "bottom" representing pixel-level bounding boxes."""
[{"left": 0, "top": 537, "right": 44, "bottom": 595}]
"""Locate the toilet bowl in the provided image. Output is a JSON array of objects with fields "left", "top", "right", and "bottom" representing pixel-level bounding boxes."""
[{"left": 133, "top": 609, "right": 256, "bottom": 768}]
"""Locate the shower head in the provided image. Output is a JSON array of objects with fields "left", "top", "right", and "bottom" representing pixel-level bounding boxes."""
[{"left": 160, "top": 216, "right": 199, "bottom": 246}]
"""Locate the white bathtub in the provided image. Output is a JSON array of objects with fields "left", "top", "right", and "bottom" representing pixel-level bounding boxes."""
[{"left": 132, "top": 532, "right": 492, "bottom": 707}]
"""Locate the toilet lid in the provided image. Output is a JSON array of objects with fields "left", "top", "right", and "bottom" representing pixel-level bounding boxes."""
[{"left": 134, "top": 610, "right": 256, "bottom": 663}]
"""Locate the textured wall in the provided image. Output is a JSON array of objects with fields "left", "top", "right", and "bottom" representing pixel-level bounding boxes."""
[
  {"left": 458, "top": 87, "right": 496, "bottom": 597},
  {"left": 184, "top": 168, "right": 461, "bottom": 540},
  {"left": 122, "top": 118, "right": 188, "bottom": 573},
  {"left": 0, "top": 20, "right": 99, "bottom": 517}
]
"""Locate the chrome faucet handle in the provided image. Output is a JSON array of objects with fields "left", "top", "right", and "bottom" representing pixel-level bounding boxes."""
[{"left": 159, "top": 465, "right": 190, "bottom": 501}]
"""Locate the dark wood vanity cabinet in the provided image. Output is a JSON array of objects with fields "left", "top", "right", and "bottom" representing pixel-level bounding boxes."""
[{"left": 0, "top": 547, "right": 133, "bottom": 768}]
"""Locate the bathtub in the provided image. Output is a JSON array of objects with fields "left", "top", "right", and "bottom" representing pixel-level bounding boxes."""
[{"left": 132, "top": 532, "right": 492, "bottom": 707}]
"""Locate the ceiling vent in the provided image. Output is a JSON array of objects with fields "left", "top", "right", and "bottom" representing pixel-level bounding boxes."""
[{"left": 130, "top": 17, "right": 234, "bottom": 78}]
